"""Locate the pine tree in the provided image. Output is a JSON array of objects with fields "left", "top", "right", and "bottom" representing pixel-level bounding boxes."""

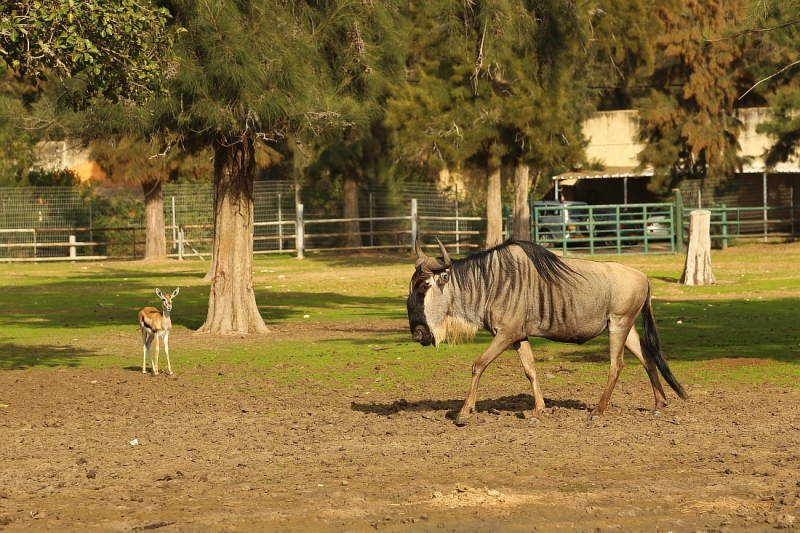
[
  {"left": 157, "top": 1, "right": 405, "bottom": 334},
  {"left": 386, "top": 0, "right": 584, "bottom": 247},
  {"left": 636, "top": 0, "right": 752, "bottom": 198}
]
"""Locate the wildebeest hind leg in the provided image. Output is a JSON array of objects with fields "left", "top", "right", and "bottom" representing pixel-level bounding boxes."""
[
  {"left": 456, "top": 334, "right": 513, "bottom": 426},
  {"left": 589, "top": 325, "right": 628, "bottom": 419},
  {"left": 514, "top": 339, "right": 545, "bottom": 419},
  {"left": 624, "top": 328, "right": 668, "bottom": 411}
]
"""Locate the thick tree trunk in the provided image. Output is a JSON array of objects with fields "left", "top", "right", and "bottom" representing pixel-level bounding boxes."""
[
  {"left": 342, "top": 173, "right": 361, "bottom": 248},
  {"left": 512, "top": 163, "right": 531, "bottom": 240},
  {"left": 485, "top": 164, "right": 503, "bottom": 249},
  {"left": 198, "top": 138, "right": 269, "bottom": 334},
  {"left": 142, "top": 179, "right": 167, "bottom": 260},
  {"left": 680, "top": 209, "right": 716, "bottom": 285}
]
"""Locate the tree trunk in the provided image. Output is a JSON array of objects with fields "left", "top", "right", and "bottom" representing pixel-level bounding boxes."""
[
  {"left": 292, "top": 138, "right": 305, "bottom": 209},
  {"left": 342, "top": 173, "right": 361, "bottom": 248},
  {"left": 512, "top": 163, "right": 531, "bottom": 240},
  {"left": 198, "top": 138, "right": 269, "bottom": 334},
  {"left": 142, "top": 179, "right": 167, "bottom": 260},
  {"left": 485, "top": 164, "right": 503, "bottom": 248},
  {"left": 680, "top": 209, "right": 716, "bottom": 285}
]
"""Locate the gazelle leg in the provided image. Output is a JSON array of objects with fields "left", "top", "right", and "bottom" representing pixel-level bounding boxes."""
[
  {"left": 590, "top": 319, "right": 632, "bottom": 419},
  {"left": 624, "top": 327, "right": 668, "bottom": 411},
  {"left": 514, "top": 339, "right": 545, "bottom": 418},
  {"left": 163, "top": 331, "right": 173, "bottom": 375},
  {"left": 144, "top": 333, "right": 155, "bottom": 375},
  {"left": 456, "top": 332, "right": 515, "bottom": 426},
  {"left": 141, "top": 329, "right": 149, "bottom": 374},
  {"left": 152, "top": 334, "right": 160, "bottom": 376}
]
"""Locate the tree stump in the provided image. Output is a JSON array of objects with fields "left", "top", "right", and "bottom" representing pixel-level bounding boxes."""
[{"left": 680, "top": 209, "right": 716, "bottom": 285}]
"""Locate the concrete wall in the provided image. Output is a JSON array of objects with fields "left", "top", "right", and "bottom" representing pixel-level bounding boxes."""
[
  {"left": 583, "top": 110, "right": 643, "bottom": 167},
  {"left": 582, "top": 107, "right": 781, "bottom": 168}
]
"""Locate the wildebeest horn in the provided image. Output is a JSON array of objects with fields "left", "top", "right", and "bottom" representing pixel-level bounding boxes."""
[
  {"left": 436, "top": 238, "right": 452, "bottom": 267},
  {"left": 415, "top": 236, "right": 449, "bottom": 272}
]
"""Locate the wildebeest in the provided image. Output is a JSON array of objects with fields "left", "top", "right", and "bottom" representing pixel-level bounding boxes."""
[{"left": 407, "top": 238, "right": 687, "bottom": 425}]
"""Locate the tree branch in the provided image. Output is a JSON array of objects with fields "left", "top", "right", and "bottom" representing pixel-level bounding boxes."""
[{"left": 739, "top": 59, "right": 800, "bottom": 100}]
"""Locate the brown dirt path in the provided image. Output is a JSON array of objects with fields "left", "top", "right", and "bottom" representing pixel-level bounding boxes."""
[{"left": 2, "top": 355, "right": 799, "bottom": 532}]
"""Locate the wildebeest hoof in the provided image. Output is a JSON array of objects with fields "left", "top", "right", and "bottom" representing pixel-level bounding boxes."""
[{"left": 454, "top": 416, "right": 470, "bottom": 427}]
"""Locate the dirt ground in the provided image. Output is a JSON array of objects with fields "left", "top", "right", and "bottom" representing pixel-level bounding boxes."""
[{"left": 1, "top": 320, "right": 799, "bottom": 533}]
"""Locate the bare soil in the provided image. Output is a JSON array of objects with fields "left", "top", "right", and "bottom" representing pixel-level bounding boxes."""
[{"left": 1, "top": 320, "right": 799, "bottom": 533}]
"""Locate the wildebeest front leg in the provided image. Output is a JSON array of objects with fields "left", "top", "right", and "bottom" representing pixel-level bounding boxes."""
[
  {"left": 456, "top": 334, "right": 514, "bottom": 426},
  {"left": 514, "top": 339, "right": 546, "bottom": 419},
  {"left": 624, "top": 327, "right": 668, "bottom": 412}
]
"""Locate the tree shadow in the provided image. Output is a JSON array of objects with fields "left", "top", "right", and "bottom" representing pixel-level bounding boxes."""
[
  {"left": 653, "top": 276, "right": 680, "bottom": 284},
  {"left": 0, "top": 340, "right": 106, "bottom": 369},
  {"left": 350, "top": 394, "right": 588, "bottom": 418}
]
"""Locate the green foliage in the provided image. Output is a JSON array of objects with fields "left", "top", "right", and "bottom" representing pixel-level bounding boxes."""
[
  {"left": 758, "top": 87, "right": 800, "bottom": 165},
  {"left": 386, "top": 0, "right": 586, "bottom": 182},
  {"left": 25, "top": 168, "right": 79, "bottom": 187},
  {"left": 636, "top": 0, "right": 751, "bottom": 196},
  {"left": 0, "top": 0, "right": 174, "bottom": 107},
  {"left": 163, "top": 0, "right": 407, "bottom": 147},
  {"left": 0, "top": 97, "right": 36, "bottom": 186},
  {"left": 580, "top": 0, "right": 659, "bottom": 110}
]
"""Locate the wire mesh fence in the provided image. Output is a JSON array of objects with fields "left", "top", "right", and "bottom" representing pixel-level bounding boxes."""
[{"left": 0, "top": 182, "right": 484, "bottom": 260}]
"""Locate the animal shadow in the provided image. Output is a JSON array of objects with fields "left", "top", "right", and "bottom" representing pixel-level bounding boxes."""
[{"left": 351, "top": 394, "right": 589, "bottom": 419}]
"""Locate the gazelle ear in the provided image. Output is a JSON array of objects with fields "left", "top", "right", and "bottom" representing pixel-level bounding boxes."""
[
  {"left": 171, "top": 288, "right": 180, "bottom": 298},
  {"left": 156, "top": 288, "right": 164, "bottom": 299}
]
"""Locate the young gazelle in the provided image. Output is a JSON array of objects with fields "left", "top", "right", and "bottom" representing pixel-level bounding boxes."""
[{"left": 138, "top": 288, "right": 180, "bottom": 376}]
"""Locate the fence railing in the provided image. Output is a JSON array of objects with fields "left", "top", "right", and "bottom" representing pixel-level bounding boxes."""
[
  {"left": 692, "top": 204, "right": 797, "bottom": 248},
  {"left": 0, "top": 199, "right": 484, "bottom": 261},
  {"left": 1, "top": 199, "right": 796, "bottom": 262}
]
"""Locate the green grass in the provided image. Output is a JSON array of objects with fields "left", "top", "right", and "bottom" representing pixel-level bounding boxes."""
[{"left": 0, "top": 243, "right": 798, "bottom": 390}]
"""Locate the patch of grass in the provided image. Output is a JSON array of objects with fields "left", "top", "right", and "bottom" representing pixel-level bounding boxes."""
[{"left": 0, "top": 243, "right": 799, "bottom": 390}]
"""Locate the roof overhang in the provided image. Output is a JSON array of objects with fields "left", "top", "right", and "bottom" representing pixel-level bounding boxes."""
[
  {"left": 553, "top": 162, "right": 800, "bottom": 183},
  {"left": 552, "top": 166, "right": 652, "bottom": 182}
]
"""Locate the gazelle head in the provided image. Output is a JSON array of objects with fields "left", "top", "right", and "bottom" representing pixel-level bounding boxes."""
[{"left": 155, "top": 287, "right": 180, "bottom": 312}]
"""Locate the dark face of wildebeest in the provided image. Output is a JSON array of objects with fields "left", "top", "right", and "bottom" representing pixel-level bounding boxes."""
[{"left": 407, "top": 238, "right": 453, "bottom": 348}]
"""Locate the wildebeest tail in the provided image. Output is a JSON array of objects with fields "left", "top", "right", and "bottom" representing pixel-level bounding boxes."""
[{"left": 642, "top": 284, "right": 688, "bottom": 399}]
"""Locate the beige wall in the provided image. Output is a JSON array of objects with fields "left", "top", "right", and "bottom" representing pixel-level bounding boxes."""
[
  {"left": 583, "top": 110, "right": 643, "bottom": 167},
  {"left": 582, "top": 107, "right": 784, "bottom": 168},
  {"left": 35, "top": 140, "right": 105, "bottom": 182}
]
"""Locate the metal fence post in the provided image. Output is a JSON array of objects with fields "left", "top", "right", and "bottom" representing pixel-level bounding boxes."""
[
  {"left": 89, "top": 199, "right": 94, "bottom": 256},
  {"left": 721, "top": 203, "right": 728, "bottom": 250},
  {"left": 69, "top": 234, "right": 76, "bottom": 258},
  {"left": 278, "top": 193, "right": 283, "bottom": 251},
  {"left": 171, "top": 196, "right": 177, "bottom": 251},
  {"left": 369, "top": 193, "right": 374, "bottom": 248},
  {"left": 411, "top": 199, "right": 418, "bottom": 250},
  {"left": 296, "top": 203, "right": 304, "bottom": 259},
  {"left": 673, "top": 189, "right": 684, "bottom": 254},
  {"left": 455, "top": 185, "right": 461, "bottom": 255},
  {"left": 178, "top": 227, "right": 184, "bottom": 260}
]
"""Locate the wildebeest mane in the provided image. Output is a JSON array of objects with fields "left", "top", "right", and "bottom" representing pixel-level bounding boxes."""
[{"left": 450, "top": 239, "right": 577, "bottom": 290}]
